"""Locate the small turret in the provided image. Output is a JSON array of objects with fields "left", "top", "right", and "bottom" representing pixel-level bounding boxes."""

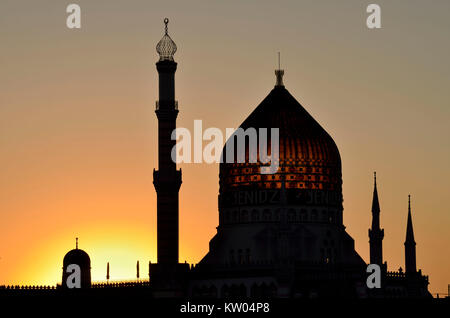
[
  {"left": 369, "top": 172, "right": 384, "bottom": 265},
  {"left": 404, "top": 195, "right": 417, "bottom": 273}
]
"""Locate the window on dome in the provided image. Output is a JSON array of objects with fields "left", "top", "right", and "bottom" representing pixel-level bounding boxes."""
[
  {"left": 252, "top": 209, "right": 260, "bottom": 222},
  {"left": 300, "top": 209, "right": 307, "bottom": 221},
  {"left": 233, "top": 210, "right": 239, "bottom": 223},
  {"left": 288, "top": 209, "right": 295, "bottom": 222},
  {"left": 245, "top": 249, "right": 251, "bottom": 263},
  {"left": 241, "top": 210, "right": 248, "bottom": 222},
  {"left": 263, "top": 209, "right": 271, "bottom": 222},
  {"left": 312, "top": 210, "right": 317, "bottom": 221}
]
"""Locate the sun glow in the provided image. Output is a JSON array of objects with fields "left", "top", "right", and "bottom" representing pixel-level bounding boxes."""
[{"left": 2, "top": 224, "right": 157, "bottom": 286}]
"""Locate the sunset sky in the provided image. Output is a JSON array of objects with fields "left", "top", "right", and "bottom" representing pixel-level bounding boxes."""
[{"left": 0, "top": 0, "right": 449, "bottom": 295}]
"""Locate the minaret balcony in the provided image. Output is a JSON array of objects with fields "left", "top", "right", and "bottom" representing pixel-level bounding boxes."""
[
  {"left": 156, "top": 100, "right": 178, "bottom": 110},
  {"left": 153, "top": 169, "right": 182, "bottom": 192}
]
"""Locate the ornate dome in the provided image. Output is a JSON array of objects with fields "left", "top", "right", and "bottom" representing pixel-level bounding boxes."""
[
  {"left": 219, "top": 72, "right": 342, "bottom": 216},
  {"left": 201, "top": 71, "right": 364, "bottom": 270},
  {"left": 156, "top": 18, "right": 177, "bottom": 61}
]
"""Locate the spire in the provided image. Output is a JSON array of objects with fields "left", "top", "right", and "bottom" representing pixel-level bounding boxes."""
[
  {"left": 369, "top": 171, "right": 384, "bottom": 265},
  {"left": 405, "top": 195, "right": 415, "bottom": 243},
  {"left": 371, "top": 171, "right": 380, "bottom": 214},
  {"left": 75, "top": 237, "right": 78, "bottom": 249},
  {"left": 156, "top": 18, "right": 177, "bottom": 61},
  {"left": 106, "top": 262, "right": 110, "bottom": 281},
  {"left": 404, "top": 194, "right": 417, "bottom": 273},
  {"left": 275, "top": 52, "right": 284, "bottom": 87}
]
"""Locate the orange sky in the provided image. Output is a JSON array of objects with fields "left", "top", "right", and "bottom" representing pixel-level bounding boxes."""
[{"left": 0, "top": 1, "right": 449, "bottom": 295}]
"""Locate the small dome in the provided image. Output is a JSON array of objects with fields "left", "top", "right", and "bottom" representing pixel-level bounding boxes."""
[
  {"left": 63, "top": 248, "right": 90, "bottom": 267},
  {"left": 62, "top": 239, "right": 91, "bottom": 288},
  {"left": 156, "top": 18, "right": 177, "bottom": 61}
]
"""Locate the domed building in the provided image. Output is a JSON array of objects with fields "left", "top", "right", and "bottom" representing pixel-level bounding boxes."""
[
  {"left": 189, "top": 70, "right": 368, "bottom": 298},
  {"left": 0, "top": 19, "right": 433, "bottom": 300},
  {"left": 61, "top": 238, "right": 91, "bottom": 289}
]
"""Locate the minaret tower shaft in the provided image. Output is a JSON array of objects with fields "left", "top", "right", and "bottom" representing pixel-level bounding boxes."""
[
  {"left": 369, "top": 172, "right": 384, "bottom": 265},
  {"left": 153, "top": 18, "right": 181, "bottom": 265},
  {"left": 404, "top": 195, "right": 417, "bottom": 273}
]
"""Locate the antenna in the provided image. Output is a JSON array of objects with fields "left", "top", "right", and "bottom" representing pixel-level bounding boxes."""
[
  {"left": 278, "top": 52, "right": 281, "bottom": 70},
  {"left": 137, "top": 260, "right": 140, "bottom": 280}
]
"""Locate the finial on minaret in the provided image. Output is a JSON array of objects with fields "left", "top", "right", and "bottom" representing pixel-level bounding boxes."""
[
  {"left": 156, "top": 18, "right": 177, "bottom": 61},
  {"left": 76, "top": 237, "right": 78, "bottom": 249},
  {"left": 374, "top": 171, "right": 377, "bottom": 186},
  {"left": 275, "top": 52, "right": 284, "bottom": 87},
  {"left": 278, "top": 52, "right": 281, "bottom": 69}
]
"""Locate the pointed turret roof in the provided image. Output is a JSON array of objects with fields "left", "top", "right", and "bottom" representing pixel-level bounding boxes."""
[
  {"left": 405, "top": 195, "right": 416, "bottom": 243},
  {"left": 372, "top": 172, "right": 380, "bottom": 213}
]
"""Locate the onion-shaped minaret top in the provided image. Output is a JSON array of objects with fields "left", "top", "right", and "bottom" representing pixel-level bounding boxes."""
[{"left": 156, "top": 18, "right": 177, "bottom": 61}]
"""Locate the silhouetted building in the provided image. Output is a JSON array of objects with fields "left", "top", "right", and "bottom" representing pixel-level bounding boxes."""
[
  {"left": 0, "top": 18, "right": 433, "bottom": 300},
  {"left": 57, "top": 18, "right": 430, "bottom": 299},
  {"left": 376, "top": 194, "right": 430, "bottom": 298},
  {"left": 188, "top": 62, "right": 370, "bottom": 298},
  {"left": 61, "top": 238, "right": 91, "bottom": 289}
]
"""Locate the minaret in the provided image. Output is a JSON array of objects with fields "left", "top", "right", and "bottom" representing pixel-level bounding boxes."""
[
  {"left": 404, "top": 195, "right": 417, "bottom": 273},
  {"left": 369, "top": 172, "right": 384, "bottom": 265},
  {"left": 153, "top": 18, "right": 182, "bottom": 265}
]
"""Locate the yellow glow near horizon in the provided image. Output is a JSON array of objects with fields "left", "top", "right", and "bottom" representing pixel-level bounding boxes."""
[{"left": 4, "top": 226, "right": 158, "bottom": 286}]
